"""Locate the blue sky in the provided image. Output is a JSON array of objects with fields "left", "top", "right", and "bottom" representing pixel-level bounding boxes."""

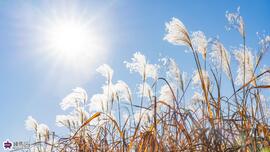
[{"left": 0, "top": 0, "right": 270, "bottom": 145}]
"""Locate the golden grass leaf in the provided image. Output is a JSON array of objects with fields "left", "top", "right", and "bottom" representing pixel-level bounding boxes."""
[{"left": 81, "top": 112, "right": 101, "bottom": 128}]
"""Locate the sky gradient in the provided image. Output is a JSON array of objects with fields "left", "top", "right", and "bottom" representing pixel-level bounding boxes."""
[{"left": 0, "top": 0, "right": 270, "bottom": 144}]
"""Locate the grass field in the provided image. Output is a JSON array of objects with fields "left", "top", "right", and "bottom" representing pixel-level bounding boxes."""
[{"left": 22, "top": 7, "right": 270, "bottom": 152}]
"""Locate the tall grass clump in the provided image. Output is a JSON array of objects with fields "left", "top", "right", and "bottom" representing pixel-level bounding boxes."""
[{"left": 21, "top": 7, "right": 270, "bottom": 152}]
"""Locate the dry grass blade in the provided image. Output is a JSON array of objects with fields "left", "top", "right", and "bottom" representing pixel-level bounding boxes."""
[
  {"left": 253, "top": 85, "right": 270, "bottom": 89},
  {"left": 81, "top": 112, "right": 101, "bottom": 128}
]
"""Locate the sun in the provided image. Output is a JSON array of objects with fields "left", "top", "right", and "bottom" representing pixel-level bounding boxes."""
[
  {"left": 41, "top": 16, "right": 107, "bottom": 72},
  {"left": 48, "top": 21, "right": 88, "bottom": 55},
  {"left": 44, "top": 19, "right": 92, "bottom": 64},
  {"left": 31, "top": 5, "right": 110, "bottom": 83}
]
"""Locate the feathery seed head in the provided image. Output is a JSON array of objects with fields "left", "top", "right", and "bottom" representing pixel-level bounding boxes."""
[
  {"left": 226, "top": 7, "right": 245, "bottom": 37},
  {"left": 164, "top": 17, "right": 191, "bottom": 47},
  {"left": 191, "top": 31, "right": 208, "bottom": 59}
]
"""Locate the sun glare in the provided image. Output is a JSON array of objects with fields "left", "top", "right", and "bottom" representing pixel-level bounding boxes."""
[
  {"left": 26, "top": 3, "right": 111, "bottom": 82},
  {"left": 45, "top": 20, "right": 90, "bottom": 63},
  {"left": 42, "top": 16, "right": 107, "bottom": 71},
  {"left": 48, "top": 22, "right": 87, "bottom": 54}
]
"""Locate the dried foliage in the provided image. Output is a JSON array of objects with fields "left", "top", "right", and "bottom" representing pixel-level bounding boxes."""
[{"left": 20, "top": 7, "right": 270, "bottom": 152}]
